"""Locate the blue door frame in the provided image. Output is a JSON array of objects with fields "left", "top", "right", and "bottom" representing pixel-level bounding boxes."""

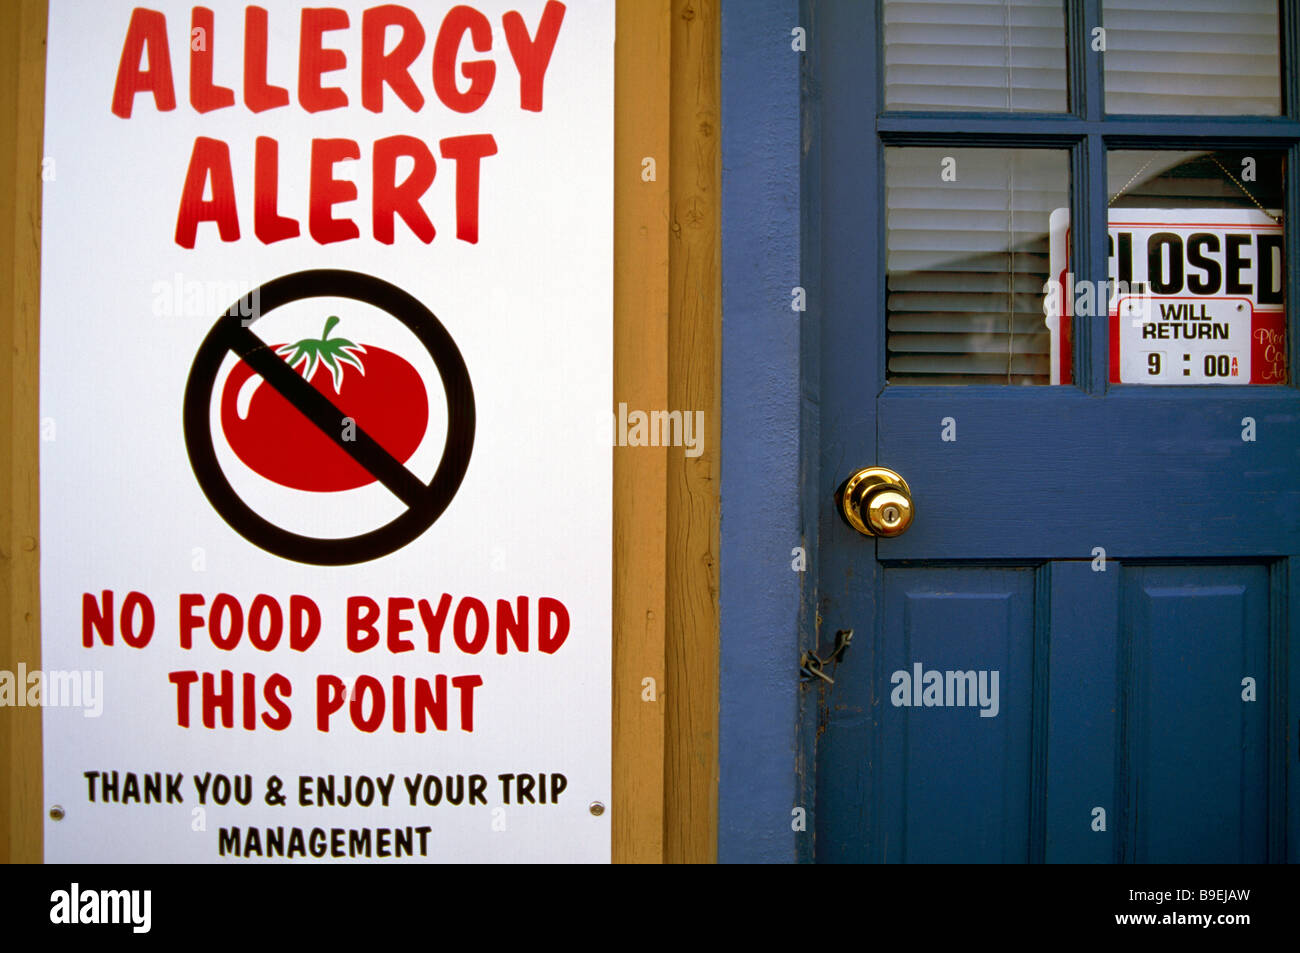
[
  {"left": 719, "top": 0, "right": 805, "bottom": 863},
  {"left": 720, "top": 0, "right": 1300, "bottom": 863}
]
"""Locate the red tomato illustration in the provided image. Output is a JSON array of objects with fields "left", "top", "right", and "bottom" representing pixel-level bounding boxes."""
[{"left": 220, "top": 316, "right": 428, "bottom": 492}]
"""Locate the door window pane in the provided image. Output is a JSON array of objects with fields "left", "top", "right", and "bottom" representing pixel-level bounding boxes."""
[
  {"left": 885, "top": 147, "right": 1070, "bottom": 385},
  {"left": 1102, "top": 150, "right": 1287, "bottom": 385},
  {"left": 884, "top": 0, "right": 1068, "bottom": 112},
  {"left": 1103, "top": 0, "right": 1280, "bottom": 115}
]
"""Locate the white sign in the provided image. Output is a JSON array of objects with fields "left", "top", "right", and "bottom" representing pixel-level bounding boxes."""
[
  {"left": 1046, "top": 208, "right": 1285, "bottom": 385},
  {"left": 38, "top": 0, "right": 613, "bottom": 862},
  {"left": 1114, "top": 294, "right": 1255, "bottom": 384}
]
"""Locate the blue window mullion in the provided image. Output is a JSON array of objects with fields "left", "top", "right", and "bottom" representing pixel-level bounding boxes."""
[
  {"left": 1282, "top": 2, "right": 1300, "bottom": 385},
  {"left": 1074, "top": 0, "right": 1103, "bottom": 121},
  {"left": 1073, "top": 0, "right": 1107, "bottom": 393},
  {"left": 877, "top": 115, "right": 1300, "bottom": 142},
  {"left": 1288, "top": 141, "right": 1300, "bottom": 383},
  {"left": 1080, "top": 0, "right": 1104, "bottom": 122},
  {"left": 1282, "top": 0, "right": 1300, "bottom": 119},
  {"left": 1074, "top": 133, "right": 1110, "bottom": 394}
]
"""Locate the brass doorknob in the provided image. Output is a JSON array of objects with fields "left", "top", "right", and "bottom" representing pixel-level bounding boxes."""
[{"left": 836, "top": 467, "right": 913, "bottom": 537}]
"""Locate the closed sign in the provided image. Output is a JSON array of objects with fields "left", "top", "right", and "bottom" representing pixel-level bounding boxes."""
[{"left": 1046, "top": 208, "right": 1286, "bottom": 385}]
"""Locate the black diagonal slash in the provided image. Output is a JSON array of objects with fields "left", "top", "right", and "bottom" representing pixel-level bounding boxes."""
[
  {"left": 226, "top": 324, "right": 426, "bottom": 507},
  {"left": 184, "top": 270, "right": 475, "bottom": 566}
]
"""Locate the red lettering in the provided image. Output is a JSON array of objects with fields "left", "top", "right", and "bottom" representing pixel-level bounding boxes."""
[
  {"left": 82, "top": 590, "right": 154, "bottom": 647},
  {"left": 414, "top": 674, "right": 446, "bottom": 732},
  {"left": 290, "top": 595, "right": 321, "bottom": 651},
  {"left": 392, "top": 674, "right": 406, "bottom": 732},
  {"left": 169, "top": 670, "right": 199, "bottom": 727},
  {"left": 209, "top": 592, "right": 243, "bottom": 650},
  {"left": 302, "top": 673, "right": 482, "bottom": 732},
  {"left": 362, "top": 5, "right": 426, "bottom": 112},
  {"left": 347, "top": 596, "right": 381, "bottom": 651},
  {"left": 248, "top": 594, "right": 283, "bottom": 651},
  {"left": 120, "top": 591, "right": 155, "bottom": 648},
  {"left": 453, "top": 597, "right": 489, "bottom": 653},
  {"left": 111, "top": 8, "right": 176, "bottom": 118},
  {"left": 453, "top": 674, "right": 482, "bottom": 731},
  {"left": 243, "top": 6, "right": 289, "bottom": 112},
  {"left": 172, "top": 669, "right": 293, "bottom": 731},
  {"left": 502, "top": 1, "right": 565, "bottom": 112},
  {"left": 254, "top": 137, "right": 301, "bottom": 243},
  {"left": 496, "top": 596, "right": 528, "bottom": 654},
  {"left": 538, "top": 596, "right": 569, "bottom": 653},
  {"left": 242, "top": 672, "right": 257, "bottom": 729},
  {"left": 309, "top": 138, "right": 361, "bottom": 244},
  {"left": 387, "top": 596, "right": 416, "bottom": 653},
  {"left": 439, "top": 133, "right": 497, "bottom": 243},
  {"left": 350, "top": 674, "right": 386, "bottom": 732},
  {"left": 83, "top": 590, "right": 115, "bottom": 647},
  {"left": 175, "top": 137, "right": 240, "bottom": 248},
  {"left": 190, "top": 7, "right": 235, "bottom": 113},
  {"left": 419, "top": 593, "right": 453, "bottom": 652},
  {"left": 432, "top": 5, "right": 495, "bottom": 113},
  {"left": 262, "top": 673, "right": 293, "bottom": 730},
  {"left": 179, "top": 593, "right": 204, "bottom": 649},
  {"left": 373, "top": 135, "right": 436, "bottom": 244},
  {"left": 299, "top": 8, "right": 350, "bottom": 112},
  {"left": 203, "top": 669, "right": 235, "bottom": 728},
  {"left": 316, "top": 674, "right": 346, "bottom": 731}
]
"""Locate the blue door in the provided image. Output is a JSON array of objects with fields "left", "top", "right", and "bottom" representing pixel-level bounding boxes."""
[{"left": 805, "top": 0, "right": 1299, "bottom": 863}]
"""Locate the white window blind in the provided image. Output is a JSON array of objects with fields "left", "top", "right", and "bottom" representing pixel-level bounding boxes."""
[
  {"left": 886, "top": 148, "right": 1068, "bottom": 385},
  {"left": 884, "top": 0, "right": 1068, "bottom": 112},
  {"left": 1103, "top": 0, "right": 1280, "bottom": 115}
]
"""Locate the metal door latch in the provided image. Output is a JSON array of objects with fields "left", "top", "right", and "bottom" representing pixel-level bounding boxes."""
[{"left": 800, "top": 629, "right": 853, "bottom": 684}]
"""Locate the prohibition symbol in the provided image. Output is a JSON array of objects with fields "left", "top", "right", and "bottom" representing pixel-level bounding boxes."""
[{"left": 183, "top": 269, "right": 475, "bottom": 566}]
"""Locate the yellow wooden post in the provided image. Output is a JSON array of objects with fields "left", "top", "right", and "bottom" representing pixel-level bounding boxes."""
[
  {"left": 613, "top": 0, "right": 672, "bottom": 863},
  {"left": 0, "top": 0, "right": 49, "bottom": 866},
  {"left": 665, "top": 0, "right": 720, "bottom": 864},
  {"left": 613, "top": 0, "right": 721, "bottom": 865}
]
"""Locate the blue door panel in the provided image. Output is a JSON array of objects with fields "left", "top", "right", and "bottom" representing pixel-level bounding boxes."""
[
  {"left": 821, "top": 561, "right": 1278, "bottom": 863},
  {"left": 1045, "top": 561, "right": 1119, "bottom": 863},
  {"left": 877, "top": 389, "right": 1300, "bottom": 560},
  {"left": 1119, "top": 564, "right": 1270, "bottom": 863},
  {"left": 877, "top": 568, "right": 1035, "bottom": 863}
]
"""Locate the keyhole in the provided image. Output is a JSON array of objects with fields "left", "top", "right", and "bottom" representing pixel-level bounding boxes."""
[{"left": 882, "top": 505, "right": 899, "bottom": 523}]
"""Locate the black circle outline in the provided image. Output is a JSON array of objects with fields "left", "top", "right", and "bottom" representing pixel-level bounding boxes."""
[{"left": 183, "top": 269, "right": 474, "bottom": 566}]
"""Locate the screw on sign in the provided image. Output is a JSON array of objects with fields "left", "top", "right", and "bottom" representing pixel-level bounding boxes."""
[{"left": 184, "top": 269, "right": 474, "bottom": 565}]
